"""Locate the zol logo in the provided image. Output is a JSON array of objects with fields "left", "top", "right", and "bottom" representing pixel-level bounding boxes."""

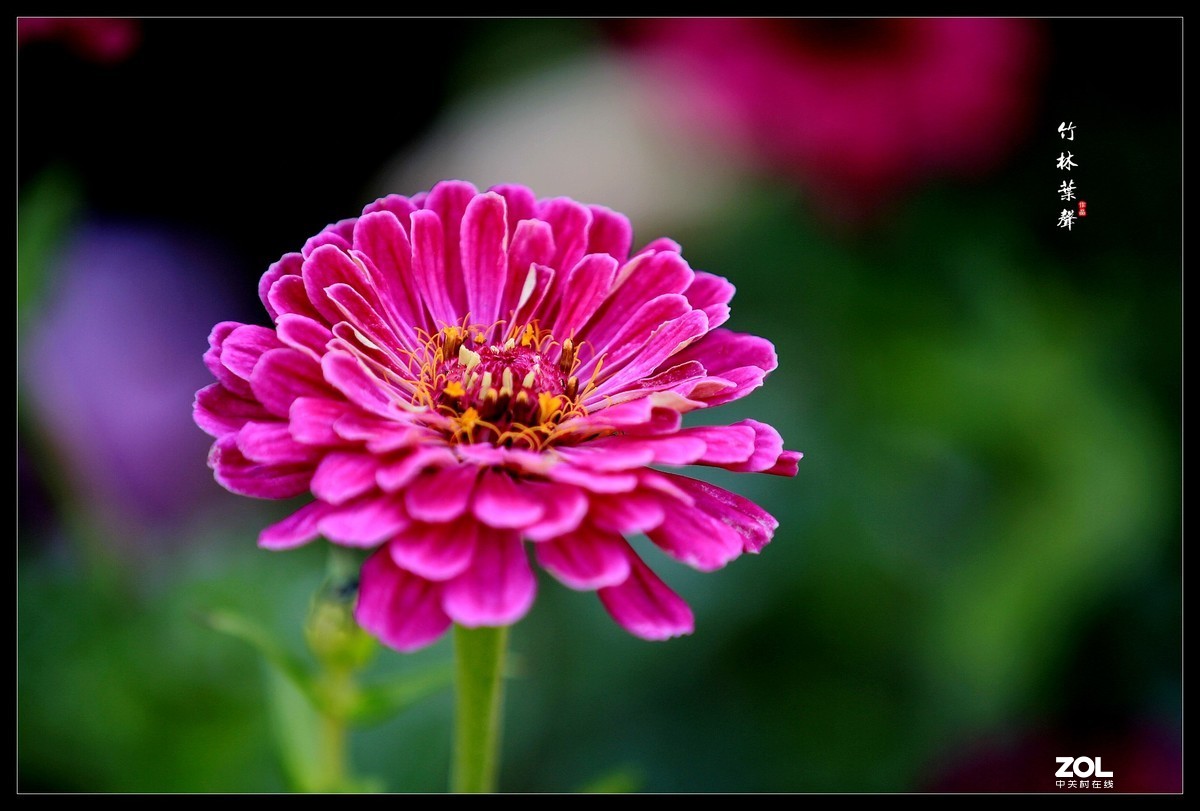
[{"left": 1056, "top": 757, "right": 1112, "bottom": 778}]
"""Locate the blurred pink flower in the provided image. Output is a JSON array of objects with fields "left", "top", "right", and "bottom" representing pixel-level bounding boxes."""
[
  {"left": 17, "top": 17, "right": 140, "bottom": 64},
  {"left": 195, "top": 181, "right": 800, "bottom": 650},
  {"left": 635, "top": 18, "right": 1042, "bottom": 212}
]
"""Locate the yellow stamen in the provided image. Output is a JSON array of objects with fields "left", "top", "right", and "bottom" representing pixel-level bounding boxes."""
[
  {"left": 443, "top": 381, "right": 465, "bottom": 398},
  {"left": 455, "top": 407, "right": 481, "bottom": 439},
  {"left": 538, "top": 391, "right": 563, "bottom": 423}
]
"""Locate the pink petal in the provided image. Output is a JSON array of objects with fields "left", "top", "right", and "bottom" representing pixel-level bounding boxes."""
[
  {"left": 453, "top": 443, "right": 554, "bottom": 475},
  {"left": 237, "top": 420, "right": 322, "bottom": 465},
  {"left": 598, "top": 549, "right": 694, "bottom": 641},
  {"left": 648, "top": 492, "right": 746, "bottom": 571},
  {"left": 520, "top": 481, "right": 589, "bottom": 542},
  {"left": 389, "top": 516, "right": 478, "bottom": 581},
  {"left": 765, "top": 450, "right": 803, "bottom": 477},
  {"left": 194, "top": 383, "right": 269, "bottom": 438},
  {"left": 288, "top": 397, "right": 352, "bottom": 446},
  {"left": 669, "top": 475, "right": 779, "bottom": 554},
  {"left": 471, "top": 470, "right": 546, "bottom": 529},
  {"left": 635, "top": 236, "right": 682, "bottom": 256},
  {"left": 504, "top": 219, "right": 555, "bottom": 318},
  {"left": 442, "top": 531, "right": 535, "bottom": 627},
  {"left": 537, "top": 196, "right": 592, "bottom": 274},
  {"left": 310, "top": 451, "right": 380, "bottom": 505},
  {"left": 363, "top": 193, "right": 419, "bottom": 224},
  {"left": 685, "top": 271, "right": 735, "bottom": 329},
  {"left": 258, "top": 500, "right": 332, "bottom": 550},
  {"left": 577, "top": 293, "right": 691, "bottom": 380},
  {"left": 460, "top": 191, "right": 508, "bottom": 329},
  {"left": 693, "top": 366, "right": 767, "bottom": 407},
  {"left": 376, "top": 445, "right": 458, "bottom": 492},
  {"left": 205, "top": 321, "right": 253, "bottom": 398},
  {"left": 590, "top": 492, "right": 666, "bottom": 535},
  {"left": 488, "top": 183, "right": 537, "bottom": 234},
  {"left": 321, "top": 350, "right": 398, "bottom": 418},
  {"left": 558, "top": 397, "right": 655, "bottom": 431},
  {"left": 409, "top": 209, "right": 457, "bottom": 328},
  {"left": 251, "top": 347, "right": 335, "bottom": 418},
  {"left": 702, "top": 420, "right": 787, "bottom": 473},
  {"left": 679, "top": 423, "right": 759, "bottom": 466},
  {"left": 535, "top": 524, "right": 631, "bottom": 590},
  {"left": 591, "top": 310, "right": 710, "bottom": 398},
  {"left": 585, "top": 251, "right": 695, "bottom": 351},
  {"left": 351, "top": 210, "right": 423, "bottom": 331},
  {"left": 267, "top": 275, "right": 322, "bottom": 322},
  {"left": 673, "top": 328, "right": 777, "bottom": 375},
  {"left": 332, "top": 412, "right": 429, "bottom": 453},
  {"left": 553, "top": 254, "right": 619, "bottom": 340},
  {"left": 583, "top": 360, "right": 711, "bottom": 410},
  {"left": 326, "top": 328, "right": 415, "bottom": 395},
  {"left": 510, "top": 263, "right": 556, "bottom": 328},
  {"left": 355, "top": 550, "right": 451, "bottom": 653},
  {"left": 666, "top": 329, "right": 778, "bottom": 407},
  {"left": 318, "top": 495, "right": 410, "bottom": 547},
  {"left": 324, "top": 282, "right": 409, "bottom": 369},
  {"left": 302, "top": 243, "right": 373, "bottom": 324},
  {"left": 404, "top": 464, "right": 480, "bottom": 523},
  {"left": 276, "top": 314, "right": 333, "bottom": 362},
  {"left": 220, "top": 324, "right": 283, "bottom": 382},
  {"left": 586, "top": 205, "right": 633, "bottom": 263},
  {"left": 424, "top": 180, "right": 477, "bottom": 314},
  {"left": 544, "top": 463, "right": 638, "bottom": 494},
  {"left": 302, "top": 226, "right": 352, "bottom": 257},
  {"left": 556, "top": 444, "right": 656, "bottom": 472},
  {"left": 209, "top": 434, "right": 312, "bottom": 499},
  {"left": 257, "top": 252, "right": 302, "bottom": 321}
]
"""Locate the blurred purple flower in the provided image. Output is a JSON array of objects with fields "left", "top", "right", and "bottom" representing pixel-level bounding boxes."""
[
  {"left": 17, "top": 17, "right": 140, "bottom": 64},
  {"left": 23, "top": 222, "right": 240, "bottom": 543},
  {"left": 635, "top": 19, "right": 1043, "bottom": 214}
]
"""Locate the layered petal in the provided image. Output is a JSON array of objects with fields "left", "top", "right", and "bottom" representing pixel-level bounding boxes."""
[
  {"left": 356, "top": 550, "right": 452, "bottom": 652},
  {"left": 442, "top": 530, "right": 536, "bottom": 627},
  {"left": 598, "top": 548, "right": 695, "bottom": 640},
  {"left": 536, "top": 524, "right": 631, "bottom": 590}
]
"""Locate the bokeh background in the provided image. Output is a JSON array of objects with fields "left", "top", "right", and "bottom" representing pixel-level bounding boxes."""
[{"left": 17, "top": 18, "right": 1181, "bottom": 793}]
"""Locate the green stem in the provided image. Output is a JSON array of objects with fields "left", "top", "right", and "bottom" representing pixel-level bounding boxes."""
[
  {"left": 451, "top": 624, "right": 508, "bottom": 793},
  {"left": 316, "top": 689, "right": 349, "bottom": 792}
]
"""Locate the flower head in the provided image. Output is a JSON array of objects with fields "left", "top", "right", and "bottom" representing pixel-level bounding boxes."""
[{"left": 195, "top": 181, "right": 800, "bottom": 651}]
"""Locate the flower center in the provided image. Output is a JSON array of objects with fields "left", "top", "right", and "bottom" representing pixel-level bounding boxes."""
[{"left": 417, "top": 324, "right": 584, "bottom": 448}]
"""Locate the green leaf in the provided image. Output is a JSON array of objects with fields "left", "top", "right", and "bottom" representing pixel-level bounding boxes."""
[
  {"left": 18, "top": 164, "right": 82, "bottom": 324},
  {"left": 201, "top": 609, "right": 318, "bottom": 704},
  {"left": 265, "top": 665, "right": 326, "bottom": 792},
  {"left": 346, "top": 662, "right": 454, "bottom": 726}
]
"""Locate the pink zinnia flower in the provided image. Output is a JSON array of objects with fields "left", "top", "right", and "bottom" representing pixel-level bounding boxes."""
[
  {"left": 194, "top": 181, "right": 800, "bottom": 651},
  {"left": 635, "top": 18, "right": 1042, "bottom": 209}
]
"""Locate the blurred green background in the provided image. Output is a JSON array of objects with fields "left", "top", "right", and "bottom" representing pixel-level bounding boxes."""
[{"left": 17, "top": 18, "right": 1180, "bottom": 792}]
